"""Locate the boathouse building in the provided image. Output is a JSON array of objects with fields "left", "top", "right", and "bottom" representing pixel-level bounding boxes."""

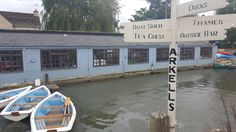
[{"left": 0, "top": 29, "right": 217, "bottom": 86}]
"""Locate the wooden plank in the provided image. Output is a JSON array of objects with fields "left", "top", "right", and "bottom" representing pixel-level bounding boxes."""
[
  {"left": 46, "top": 84, "right": 60, "bottom": 90},
  {"left": 35, "top": 114, "right": 71, "bottom": 119},
  {"left": 13, "top": 102, "right": 40, "bottom": 106},
  {"left": 40, "top": 106, "right": 64, "bottom": 109},
  {"left": 44, "top": 125, "right": 62, "bottom": 129},
  {"left": 42, "top": 118, "right": 63, "bottom": 122}
]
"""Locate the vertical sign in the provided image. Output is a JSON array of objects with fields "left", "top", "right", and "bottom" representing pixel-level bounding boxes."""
[{"left": 168, "top": 0, "right": 178, "bottom": 132}]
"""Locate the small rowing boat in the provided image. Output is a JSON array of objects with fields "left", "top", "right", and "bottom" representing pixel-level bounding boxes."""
[
  {"left": 30, "top": 92, "right": 76, "bottom": 132},
  {"left": 0, "top": 86, "right": 32, "bottom": 109},
  {"left": 0, "top": 85, "right": 50, "bottom": 121}
]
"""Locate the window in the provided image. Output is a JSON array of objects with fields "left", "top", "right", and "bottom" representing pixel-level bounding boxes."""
[
  {"left": 41, "top": 50, "right": 77, "bottom": 70},
  {"left": 156, "top": 48, "right": 169, "bottom": 62},
  {"left": 128, "top": 48, "right": 149, "bottom": 64},
  {"left": 200, "top": 47, "right": 212, "bottom": 59},
  {"left": 180, "top": 47, "right": 195, "bottom": 60},
  {"left": 93, "top": 49, "right": 119, "bottom": 67},
  {"left": 0, "top": 50, "right": 23, "bottom": 73}
]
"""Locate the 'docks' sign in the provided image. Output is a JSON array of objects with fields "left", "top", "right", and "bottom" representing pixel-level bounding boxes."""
[{"left": 120, "top": 0, "right": 233, "bottom": 132}]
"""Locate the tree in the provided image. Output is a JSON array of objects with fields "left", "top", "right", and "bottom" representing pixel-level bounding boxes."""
[
  {"left": 131, "top": 0, "right": 171, "bottom": 21},
  {"left": 216, "top": 0, "right": 236, "bottom": 48},
  {"left": 42, "top": 0, "right": 119, "bottom": 32}
]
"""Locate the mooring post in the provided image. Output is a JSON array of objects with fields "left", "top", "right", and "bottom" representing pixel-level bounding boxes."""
[{"left": 150, "top": 112, "right": 170, "bottom": 132}]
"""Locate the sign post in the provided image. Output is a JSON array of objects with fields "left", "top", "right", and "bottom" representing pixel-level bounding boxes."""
[
  {"left": 120, "top": 0, "right": 232, "bottom": 131},
  {"left": 168, "top": 0, "right": 179, "bottom": 132}
]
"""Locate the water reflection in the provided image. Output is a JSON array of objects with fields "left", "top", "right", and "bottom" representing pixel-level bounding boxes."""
[
  {"left": 0, "top": 118, "right": 30, "bottom": 132},
  {"left": 81, "top": 111, "right": 117, "bottom": 129}
]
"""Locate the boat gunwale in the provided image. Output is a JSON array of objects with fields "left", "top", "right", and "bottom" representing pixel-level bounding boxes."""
[
  {"left": 30, "top": 91, "right": 76, "bottom": 132},
  {"left": 0, "top": 85, "right": 50, "bottom": 116},
  {"left": 0, "top": 86, "right": 32, "bottom": 104}
]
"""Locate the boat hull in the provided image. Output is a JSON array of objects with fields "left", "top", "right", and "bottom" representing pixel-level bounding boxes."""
[
  {"left": 3, "top": 113, "right": 30, "bottom": 121},
  {"left": 0, "top": 85, "right": 51, "bottom": 121},
  {"left": 31, "top": 92, "right": 76, "bottom": 132},
  {"left": 0, "top": 86, "right": 32, "bottom": 109}
]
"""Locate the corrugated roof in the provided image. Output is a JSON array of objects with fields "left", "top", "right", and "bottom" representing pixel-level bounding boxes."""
[
  {"left": 0, "top": 11, "right": 40, "bottom": 29},
  {"left": 0, "top": 29, "right": 213, "bottom": 48}
]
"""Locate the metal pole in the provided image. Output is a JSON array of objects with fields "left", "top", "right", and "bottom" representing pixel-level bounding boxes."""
[{"left": 168, "top": 0, "right": 179, "bottom": 132}]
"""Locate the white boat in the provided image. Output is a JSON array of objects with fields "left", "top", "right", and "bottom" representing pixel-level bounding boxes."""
[
  {"left": 0, "top": 85, "right": 51, "bottom": 121},
  {"left": 30, "top": 92, "right": 76, "bottom": 132},
  {"left": 0, "top": 86, "right": 32, "bottom": 109}
]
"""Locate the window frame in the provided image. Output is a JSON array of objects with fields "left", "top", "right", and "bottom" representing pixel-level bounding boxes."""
[
  {"left": 40, "top": 49, "right": 77, "bottom": 71},
  {"left": 180, "top": 47, "right": 195, "bottom": 60},
  {"left": 200, "top": 47, "right": 212, "bottom": 59},
  {"left": 0, "top": 50, "right": 23, "bottom": 73},
  {"left": 128, "top": 48, "right": 149, "bottom": 64},
  {"left": 93, "top": 49, "right": 120, "bottom": 67},
  {"left": 156, "top": 48, "right": 169, "bottom": 62}
]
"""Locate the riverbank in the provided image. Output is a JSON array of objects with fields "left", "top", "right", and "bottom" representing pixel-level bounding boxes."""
[{"left": 0, "top": 65, "right": 212, "bottom": 90}]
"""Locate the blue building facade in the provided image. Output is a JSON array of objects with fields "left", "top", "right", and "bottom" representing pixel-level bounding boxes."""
[{"left": 0, "top": 30, "right": 217, "bottom": 86}]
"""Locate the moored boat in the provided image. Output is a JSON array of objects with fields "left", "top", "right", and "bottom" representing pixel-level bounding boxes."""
[
  {"left": 30, "top": 92, "right": 76, "bottom": 132},
  {"left": 0, "top": 86, "right": 32, "bottom": 109},
  {"left": 0, "top": 85, "right": 50, "bottom": 121},
  {"left": 216, "top": 53, "right": 235, "bottom": 59}
]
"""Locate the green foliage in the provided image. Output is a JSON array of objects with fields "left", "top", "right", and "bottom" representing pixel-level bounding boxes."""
[
  {"left": 217, "top": 0, "right": 236, "bottom": 14},
  {"left": 216, "top": 0, "right": 236, "bottom": 48},
  {"left": 131, "top": 0, "right": 170, "bottom": 21},
  {"left": 42, "top": 0, "right": 119, "bottom": 32}
]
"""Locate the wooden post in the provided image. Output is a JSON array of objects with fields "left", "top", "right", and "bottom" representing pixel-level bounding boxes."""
[{"left": 150, "top": 112, "right": 169, "bottom": 132}]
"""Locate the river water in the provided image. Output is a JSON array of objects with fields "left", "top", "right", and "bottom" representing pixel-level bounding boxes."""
[{"left": 0, "top": 69, "right": 235, "bottom": 132}]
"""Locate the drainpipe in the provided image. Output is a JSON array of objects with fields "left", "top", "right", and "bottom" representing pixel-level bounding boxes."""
[{"left": 45, "top": 73, "right": 49, "bottom": 84}]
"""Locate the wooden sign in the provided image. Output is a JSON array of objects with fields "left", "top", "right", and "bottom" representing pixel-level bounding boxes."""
[
  {"left": 178, "top": 14, "right": 236, "bottom": 30},
  {"left": 177, "top": 26, "right": 228, "bottom": 41},
  {"left": 177, "top": 0, "right": 227, "bottom": 17},
  {"left": 120, "top": 19, "right": 171, "bottom": 33},
  {"left": 123, "top": 30, "right": 171, "bottom": 43},
  {"left": 120, "top": 14, "right": 236, "bottom": 42}
]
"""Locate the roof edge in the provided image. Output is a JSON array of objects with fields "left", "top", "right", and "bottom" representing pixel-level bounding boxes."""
[{"left": 0, "top": 29, "right": 124, "bottom": 36}]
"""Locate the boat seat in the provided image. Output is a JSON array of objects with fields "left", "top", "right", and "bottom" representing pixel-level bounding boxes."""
[
  {"left": 40, "top": 105, "right": 64, "bottom": 109},
  {"left": 44, "top": 125, "right": 62, "bottom": 129},
  {"left": 13, "top": 102, "right": 40, "bottom": 106},
  {"left": 35, "top": 114, "right": 71, "bottom": 119},
  {"left": 36, "top": 119, "right": 46, "bottom": 130},
  {"left": 11, "top": 105, "right": 20, "bottom": 111},
  {"left": 24, "top": 96, "right": 46, "bottom": 98}
]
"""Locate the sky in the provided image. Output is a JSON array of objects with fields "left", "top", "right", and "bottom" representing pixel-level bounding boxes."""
[{"left": 0, "top": 0, "right": 194, "bottom": 23}]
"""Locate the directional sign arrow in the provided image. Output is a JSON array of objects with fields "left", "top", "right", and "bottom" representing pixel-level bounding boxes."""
[
  {"left": 177, "top": 0, "right": 228, "bottom": 17},
  {"left": 123, "top": 30, "right": 172, "bottom": 43},
  {"left": 120, "top": 19, "right": 171, "bottom": 33},
  {"left": 177, "top": 25, "right": 229, "bottom": 41},
  {"left": 178, "top": 14, "right": 236, "bottom": 30}
]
